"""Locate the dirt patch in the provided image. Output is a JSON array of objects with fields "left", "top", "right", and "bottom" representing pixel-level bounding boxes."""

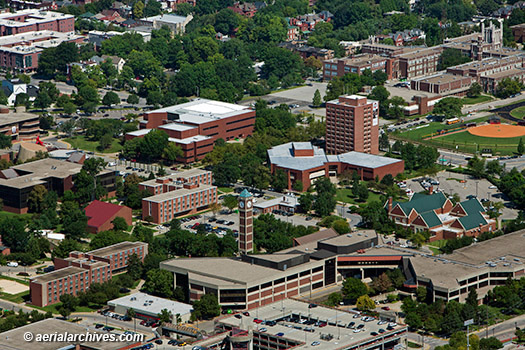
[
  {"left": 468, "top": 124, "right": 525, "bottom": 138},
  {"left": 0, "top": 279, "right": 29, "bottom": 295}
]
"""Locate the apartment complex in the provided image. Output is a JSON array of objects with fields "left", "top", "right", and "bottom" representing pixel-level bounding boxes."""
[
  {"left": 0, "top": 30, "right": 83, "bottom": 71},
  {"left": 386, "top": 191, "right": 496, "bottom": 241},
  {"left": 0, "top": 9, "right": 73, "bottom": 36},
  {"left": 267, "top": 142, "right": 404, "bottom": 190},
  {"left": 140, "top": 169, "right": 217, "bottom": 223},
  {"left": 137, "top": 13, "right": 193, "bottom": 35},
  {"left": 161, "top": 230, "right": 379, "bottom": 310},
  {"left": 127, "top": 99, "right": 255, "bottom": 163},
  {"left": 30, "top": 241, "right": 148, "bottom": 307},
  {"left": 410, "top": 73, "right": 473, "bottom": 95},
  {"left": 0, "top": 10, "right": 81, "bottom": 71},
  {"left": 0, "top": 105, "right": 39, "bottom": 140},
  {"left": 0, "top": 158, "right": 116, "bottom": 213},
  {"left": 326, "top": 95, "right": 379, "bottom": 155}
]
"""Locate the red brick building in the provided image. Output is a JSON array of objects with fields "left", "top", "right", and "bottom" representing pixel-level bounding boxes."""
[
  {"left": 268, "top": 142, "right": 404, "bottom": 190},
  {"left": 84, "top": 200, "right": 132, "bottom": 234},
  {"left": 410, "top": 73, "right": 473, "bottom": 96},
  {"left": 127, "top": 99, "right": 255, "bottom": 163},
  {"left": 140, "top": 169, "right": 217, "bottom": 224},
  {"left": 0, "top": 9, "right": 74, "bottom": 36},
  {"left": 30, "top": 241, "right": 148, "bottom": 307},
  {"left": 323, "top": 54, "right": 395, "bottom": 80},
  {"left": 326, "top": 95, "right": 379, "bottom": 155},
  {"left": 386, "top": 192, "right": 496, "bottom": 241}
]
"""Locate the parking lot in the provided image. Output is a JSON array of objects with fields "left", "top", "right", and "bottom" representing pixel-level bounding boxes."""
[{"left": 403, "top": 170, "right": 519, "bottom": 220}]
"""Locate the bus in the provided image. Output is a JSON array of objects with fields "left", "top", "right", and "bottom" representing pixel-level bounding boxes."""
[{"left": 446, "top": 117, "right": 460, "bottom": 125}]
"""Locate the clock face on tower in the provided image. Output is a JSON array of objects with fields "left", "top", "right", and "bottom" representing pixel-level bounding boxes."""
[
  {"left": 239, "top": 201, "right": 245, "bottom": 209},
  {"left": 247, "top": 200, "right": 252, "bottom": 208}
]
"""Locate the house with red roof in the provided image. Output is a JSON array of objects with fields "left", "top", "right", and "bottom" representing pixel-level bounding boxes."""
[{"left": 84, "top": 200, "right": 132, "bottom": 233}]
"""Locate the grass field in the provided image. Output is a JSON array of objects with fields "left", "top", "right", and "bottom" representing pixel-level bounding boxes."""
[
  {"left": 429, "top": 131, "right": 523, "bottom": 155},
  {"left": 0, "top": 290, "right": 29, "bottom": 303},
  {"left": 336, "top": 188, "right": 381, "bottom": 205},
  {"left": 462, "top": 95, "right": 493, "bottom": 105},
  {"left": 395, "top": 116, "right": 490, "bottom": 142},
  {"left": 65, "top": 136, "right": 123, "bottom": 153},
  {"left": 218, "top": 187, "right": 234, "bottom": 193},
  {"left": 510, "top": 106, "right": 525, "bottom": 119},
  {"left": 0, "top": 211, "right": 32, "bottom": 221}
]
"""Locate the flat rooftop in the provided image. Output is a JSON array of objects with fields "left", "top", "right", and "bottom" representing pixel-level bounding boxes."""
[
  {"left": 87, "top": 241, "right": 146, "bottom": 258},
  {"left": 413, "top": 73, "right": 471, "bottom": 84},
  {"left": 218, "top": 299, "right": 407, "bottom": 350},
  {"left": 321, "top": 230, "right": 377, "bottom": 247},
  {"left": 142, "top": 183, "right": 216, "bottom": 203},
  {"left": 127, "top": 128, "right": 151, "bottom": 136},
  {"left": 140, "top": 168, "right": 210, "bottom": 187},
  {"left": 0, "top": 9, "right": 73, "bottom": 27},
  {"left": 145, "top": 98, "right": 251, "bottom": 124},
  {"left": 108, "top": 292, "right": 193, "bottom": 316},
  {"left": 142, "top": 14, "right": 190, "bottom": 24},
  {"left": 484, "top": 68, "right": 525, "bottom": 80},
  {"left": 0, "top": 318, "right": 131, "bottom": 350},
  {"left": 168, "top": 135, "right": 211, "bottom": 144},
  {"left": 0, "top": 111, "right": 39, "bottom": 126},
  {"left": 327, "top": 54, "right": 388, "bottom": 66},
  {"left": 161, "top": 255, "right": 323, "bottom": 286},
  {"left": 159, "top": 123, "right": 196, "bottom": 132},
  {"left": 0, "top": 31, "right": 83, "bottom": 54},
  {"left": 30, "top": 266, "right": 86, "bottom": 284},
  {"left": 334, "top": 151, "right": 403, "bottom": 169},
  {"left": 267, "top": 142, "right": 328, "bottom": 171}
]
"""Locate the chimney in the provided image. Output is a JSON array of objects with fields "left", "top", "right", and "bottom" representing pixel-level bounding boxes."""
[
  {"left": 388, "top": 196, "right": 393, "bottom": 211},
  {"left": 429, "top": 185, "right": 434, "bottom": 195}
]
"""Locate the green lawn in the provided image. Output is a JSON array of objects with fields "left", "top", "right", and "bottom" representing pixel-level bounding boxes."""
[
  {"left": 510, "top": 106, "right": 525, "bottom": 119},
  {"left": 428, "top": 240, "right": 448, "bottom": 248},
  {"left": 462, "top": 95, "right": 493, "bottom": 105},
  {"left": 65, "top": 136, "right": 123, "bottom": 153},
  {"left": 0, "top": 211, "right": 32, "bottom": 221},
  {"left": 0, "top": 290, "right": 29, "bottom": 304},
  {"left": 218, "top": 187, "right": 234, "bottom": 193},
  {"left": 336, "top": 188, "right": 381, "bottom": 205},
  {"left": 432, "top": 131, "right": 522, "bottom": 155}
]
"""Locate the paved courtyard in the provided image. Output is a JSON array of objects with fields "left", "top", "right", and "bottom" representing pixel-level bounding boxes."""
[{"left": 0, "top": 279, "right": 29, "bottom": 295}]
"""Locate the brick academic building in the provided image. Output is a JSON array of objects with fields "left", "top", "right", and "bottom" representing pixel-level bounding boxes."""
[
  {"left": 268, "top": 142, "right": 404, "bottom": 190},
  {"left": 30, "top": 241, "right": 148, "bottom": 307},
  {"left": 126, "top": 99, "right": 255, "bottom": 163}
]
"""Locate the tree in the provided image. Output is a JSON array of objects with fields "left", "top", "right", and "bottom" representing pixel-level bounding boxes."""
[
  {"left": 127, "top": 94, "right": 139, "bottom": 105},
  {"left": 480, "top": 337, "right": 503, "bottom": 350},
  {"left": 379, "top": 133, "right": 389, "bottom": 151},
  {"left": 133, "top": 0, "right": 144, "bottom": 18},
  {"left": 433, "top": 97, "right": 463, "bottom": 118},
  {"left": 112, "top": 217, "right": 128, "bottom": 231},
  {"left": 438, "top": 49, "right": 472, "bottom": 70},
  {"left": 368, "top": 86, "right": 390, "bottom": 117},
  {"left": 342, "top": 277, "right": 368, "bottom": 303},
  {"left": 158, "top": 309, "right": 172, "bottom": 324},
  {"left": 162, "top": 143, "right": 183, "bottom": 165},
  {"left": 209, "top": 202, "right": 222, "bottom": 218},
  {"left": 272, "top": 169, "right": 288, "bottom": 193},
  {"left": 102, "top": 91, "right": 120, "bottom": 106},
  {"left": 495, "top": 78, "right": 523, "bottom": 98},
  {"left": 299, "top": 193, "right": 313, "bottom": 213},
  {"left": 292, "top": 180, "right": 304, "bottom": 192},
  {"left": 371, "top": 273, "right": 392, "bottom": 293},
  {"left": 223, "top": 195, "right": 238, "bottom": 212},
  {"left": 326, "top": 292, "right": 342, "bottom": 307},
  {"left": 98, "top": 133, "right": 113, "bottom": 151},
  {"left": 34, "top": 91, "right": 52, "bottom": 110},
  {"left": 64, "top": 102, "right": 76, "bottom": 115},
  {"left": 356, "top": 295, "right": 376, "bottom": 311},
  {"left": 192, "top": 293, "right": 220, "bottom": 320},
  {"left": 518, "top": 138, "right": 524, "bottom": 155},
  {"left": 416, "top": 286, "right": 427, "bottom": 302},
  {"left": 312, "top": 177, "right": 336, "bottom": 217},
  {"left": 468, "top": 156, "right": 486, "bottom": 179},
  {"left": 0, "top": 134, "right": 11, "bottom": 149},
  {"left": 0, "top": 217, "right": 29, "bottom": 252},
  {"left": 312, "top": 89, "right": 322, "bottom": 107},
  {"left": 141, "top": 129, "right": 169, "bottom": 161},
  {"left": 467, "top": 82, "right": 482, "bottom": 98},
  {"left": 332, "top": 219, "right": 350, "bottom": 234},
  {"left": 28, "top": 185, "right": 48, "bottom": 213},
  {"left": 60, "top": 201, "right": 88, "bottom": 239},
  {"left": 143, "top": 269, "right": 174, "bottom": 298}
]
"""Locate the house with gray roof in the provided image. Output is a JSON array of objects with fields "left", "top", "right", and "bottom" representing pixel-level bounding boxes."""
[{"left": 386, "top": 190, "right": 496, "bottom": 241}]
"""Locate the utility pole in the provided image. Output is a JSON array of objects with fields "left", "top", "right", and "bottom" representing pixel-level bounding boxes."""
[{"left": 465, "top": 319, "right": 474, "bottom": 350}]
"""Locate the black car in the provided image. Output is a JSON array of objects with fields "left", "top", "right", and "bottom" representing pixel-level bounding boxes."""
[
  {"left": 347, "top": 322, "right": 355, "bottom": 329},
  {"left": 154, "top": 339, "right": 163, "bottom": 345}
]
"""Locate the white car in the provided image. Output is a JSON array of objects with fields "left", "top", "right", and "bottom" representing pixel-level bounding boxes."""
[
  {"left": 7, "top": 262, "right": 18, "bottom": 267},
  {"left": 489, "top": 185, "right": 497, "bottom": 189},
  {"left": 108, "top": 162, "right": 116, "bottom": 167}
]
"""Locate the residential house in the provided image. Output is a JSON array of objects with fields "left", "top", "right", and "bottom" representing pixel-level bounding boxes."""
[{"left": 1, "top": 79, "right": 38, "bottom": 105}]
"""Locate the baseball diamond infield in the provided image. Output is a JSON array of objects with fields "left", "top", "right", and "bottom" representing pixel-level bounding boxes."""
[{"left": 468, "top": 124, "right": 525, "bottom": 138}]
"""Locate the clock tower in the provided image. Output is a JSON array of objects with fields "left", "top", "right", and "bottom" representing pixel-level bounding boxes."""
[{"left": 238, "top": 189, "right": 253, "bottom": 254}]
